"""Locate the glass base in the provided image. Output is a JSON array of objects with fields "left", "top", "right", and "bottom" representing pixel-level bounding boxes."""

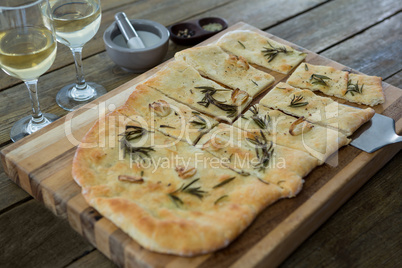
[
  {"left": 56, "top": 82, "right": 107, "bottom": 111},
  {"left": 10, "top": 113, "right": 59, "bottom": 142}
]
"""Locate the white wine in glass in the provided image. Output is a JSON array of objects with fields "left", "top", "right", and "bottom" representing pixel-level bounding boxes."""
[
  {"left": 48, "top": 0, "right": 107, "bottom": 111},
  {"left": 0, "top": 0, "right": 59, "bottom": 142}
]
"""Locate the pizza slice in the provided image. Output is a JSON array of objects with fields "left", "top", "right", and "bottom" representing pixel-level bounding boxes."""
[
  {"left": 233, "top": 104, "right": 350, "bottom": 163},
  {"left": 73, "top": 111, "right": 287, "bottom": 256},
  {"left": 117, "top": 84, "right": 218, "bottom": 145},
  {"left": 174, "top": 44, "right": 275, "bottom": 98},
  {"left": 343, "top": 73, "right": 385, "bottom": 106},
  {"left": 286, "top": 63, "right": 349, "bottom": 97},
  {"left": 197, "top": 123, "right": 320, "bottom": 197},
  {"left": 259, "top": 82, "right": 375, "bottom": 136},
  {"left": 143, "top": 60, "right": 252, "bottom": 122},
  {"left": 216, "top": 30, "right": 307, "bottom": 74}
]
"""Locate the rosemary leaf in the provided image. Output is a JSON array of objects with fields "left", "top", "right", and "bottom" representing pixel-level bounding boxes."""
[
  {"left": 214, "top": 195, "right": 228, "bottom": 205},
  {"left": 195, "top": 86, "right": 238, "bottom": 117},
  {"left": 168, "top": 193, "right": 184, "bottom": 207},
  {"left": 213, "top": 177, "right": 236, "bottom": 189},
  {"left": 261, "top": 41, "right": 290, "bottom": 62},
  {"left": 305, "top": 63, "right": 309, "bottom": 71},
  {"left": 189, "top": 114, "right": 207, "bottom": 130},
  {"left": 345, "top": 80, "right": 364, "bottom": 96},
  {"left": 289, "top": 95, "right": 309, "bottom": 107},
  {"left": 310, "top": 74, "right": 331, "bottom": 86},
  {"left": 251, "top": 79, "right": 258, "bottom": 86},
  {"left": 238, "top": 40, "right": 246, "bottom": 49},
  {"left": 258, "top": 177, "right": 270, "bottom": 185},
  {"left": 181, "top": 178, "right": 207, "bottom": 200},
  {"left": 160, "top": 125, "right": 175, "bottom": 129}
]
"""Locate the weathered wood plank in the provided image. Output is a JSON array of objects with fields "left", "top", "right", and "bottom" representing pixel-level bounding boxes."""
[
  {"left": 321, "top": 13, "right": 402, "bottom": 78},
  {"left": 188, "top": 0, "right": 329, "bottom": 30},
  {"left": 280, "top": 150, "right": 402, "bottom": 268},
  {"left": 0, "top": 199, "right": 94, "bottom": 268},
  {"left": 385, "top": 70, "right": 402, "bottom": 88},
  {"left": 268, "top": 0, "right": 402, "bottom": 53}
]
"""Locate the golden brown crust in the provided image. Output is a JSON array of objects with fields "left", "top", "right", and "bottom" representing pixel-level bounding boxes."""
[
  {"left": 174, "top": 44, "right": 275, "bottom": 97},
  {"left": 143, "top": 60, "right": 251, "bottom": 122},
  {"left": 260, "top": 83, "right": 375, "bottom": 136},
  {"left": 73, "top": 111, "right": 287, "bottom": 256},
  {"left": 217, "top": 30, "right": 307, "bottom": 74}
]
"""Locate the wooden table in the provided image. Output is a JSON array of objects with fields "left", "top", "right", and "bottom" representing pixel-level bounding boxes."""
[{"left": 1, "top": 0, "right": 401, "bottom": 267}]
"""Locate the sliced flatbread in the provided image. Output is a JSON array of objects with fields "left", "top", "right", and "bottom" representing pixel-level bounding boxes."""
[
  {"left": 286, "top": 63, "right": 348, "bottom": 97},
  {"left": 343, "top": 73, "right": 385, "bottom": 106},
  {"left": 233, "top": 104, "right": 350, "bottom": 163},
  {"left": 216, "top": 30, "right": 306, "bottom": 74},
  {"left": 259, "top": 83, "right": 375, "bottom": 136},
  {"left": 143, "top": 60, "right": 252, "bottom": 122},
  {"left": 73, "top": 111, "right": 287, "bottom": 256},
  {"left": 174, "top": 44, "right": 275, "bottom": 97},
  {"left": 197, "top": 123, "right": 320, "bottom": 197},
  {"left": 117, "top": 84, "right": 218, "bottom": 145}
]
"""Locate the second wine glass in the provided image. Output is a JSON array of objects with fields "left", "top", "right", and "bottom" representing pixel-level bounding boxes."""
[{"left": 48, "top": 0, "right": 107, "bottom": 111}]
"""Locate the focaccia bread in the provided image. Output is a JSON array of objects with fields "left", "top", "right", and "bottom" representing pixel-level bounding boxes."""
[
  {"left": 73, "top": 111, "right": 289, "bottom": 256},
  {"left": 175, "top": 44, "right": 275, "bottom": 98},
  {"left": 344, "top": 73, "right": 385, "bottom": 106},
  {"left": 259, "top": 83, "right": 375, "bottom": 136},
  {"left": 143, "top": 60, "right": 251, "bottom": 122},
  {"left": 216, "top": 30, "right": 306, "bottom": 74},
  {"left": 197, "top": 123, "right": 320, "bottom": 197},
  {"left": 117, "top": 84, "right": 218, "bottom": 145},
  {"left": 286, "top": 63, "right": 348, "bottom": 97},
  {"left": 287, "top": 63, "right": 384, "bottom": 106},
  {"left": 233, "top": 104, "right": 350, "bottom": 163}
]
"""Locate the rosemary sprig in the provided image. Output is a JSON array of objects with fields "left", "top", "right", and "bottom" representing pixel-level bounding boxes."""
[
  {"left": 181, "top": 178, "right": 207, "bottom": 199},
  {"left": 310, "top": 74, "right": 331, "bottom": 86},
  {"left": 214, "top": 195, "right": 228, "bottom": 205},
  {"left": 238, "top": 40, "right": 246, "bottom": 49},
  {"left": 119, "top": 126, "right": 155, "bottom": 160},
  {"left": 289, "top": 95, "right": 309, "bottom": 107},
  {"left": 169, "top": 178, "right": 208, "bottom": 204},
  {"left": 250, "top": 105, "right": 270, "bottom": 129},
  {"left": 213, "top": 177, "right": 236, "bottom": 189},
  {"left": 261, "top": 41, "right": 289, "bottom": 62},
  {"left": 190, "top": 114, "right": 207, "bottom": 130},
  {"left": 195, "top": 86, "right": 238, "bottom": 117},
  {"left": 246, "top": 131, "right": 274, "bottom": 172},
  {"left": 345, "top": 80, "right": 364, "bottom": 96}
]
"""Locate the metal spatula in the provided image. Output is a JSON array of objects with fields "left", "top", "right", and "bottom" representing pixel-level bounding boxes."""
[{"left": 350, "top": 113, "right": 402, "bottom": 153}]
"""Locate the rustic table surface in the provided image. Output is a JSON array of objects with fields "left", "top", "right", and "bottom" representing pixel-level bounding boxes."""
[{"left": 1, "top": 0, "right": 401, "bottom": 267}]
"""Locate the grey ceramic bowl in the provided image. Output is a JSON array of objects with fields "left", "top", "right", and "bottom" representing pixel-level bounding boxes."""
[{"left": 103, "top": 19, "right": 170, "bottom": 73}]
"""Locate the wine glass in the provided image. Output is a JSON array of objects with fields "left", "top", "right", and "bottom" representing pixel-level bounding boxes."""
[
  {"left": 0, "top": 0, "right": 59, "bottom": 142},
  {"left": 48, "top": 0, "right": 107, "bottom": 111}
]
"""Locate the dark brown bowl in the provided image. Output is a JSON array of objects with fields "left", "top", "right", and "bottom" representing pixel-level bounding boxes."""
[{"left": 168, "top": 17, "right": 228, "bottom": 46}]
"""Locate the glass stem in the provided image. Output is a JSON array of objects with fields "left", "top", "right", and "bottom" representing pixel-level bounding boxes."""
[
  {"left": 25, "top": 79, "right": 45, "bottom": 124},
  {"left": 71, "top": 47, "right": 87, "bottom": 90}
]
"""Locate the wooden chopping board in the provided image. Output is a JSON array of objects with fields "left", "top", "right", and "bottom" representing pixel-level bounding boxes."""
[{"left": 1, "top": 22, "right": 401, "bottom": 268}]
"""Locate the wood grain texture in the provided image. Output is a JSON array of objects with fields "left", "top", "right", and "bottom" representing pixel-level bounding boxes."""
[
  {"left": 1, "top": 22, "right": 401, "bottom": 268},
  {"left": 268, "top": 0, "right": 402, "bottom": 53},
  {"left": 280, "top": 150, "right": 402, "bottom": 268},
  {"left": 0, "top": 199, "right": 94, "bottom": 268},
  {"left": 321, "top": 13, "right": 402, "bottom": 78}
]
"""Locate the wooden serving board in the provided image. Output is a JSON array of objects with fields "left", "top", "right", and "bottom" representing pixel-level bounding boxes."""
[{"left": 1, "top": 22, "right": 401, "bottom": 268}]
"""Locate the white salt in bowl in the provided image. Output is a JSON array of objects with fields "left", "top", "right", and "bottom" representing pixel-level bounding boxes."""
[{"left": 103, "top": 19, "right": 169, "bottom": 73}]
